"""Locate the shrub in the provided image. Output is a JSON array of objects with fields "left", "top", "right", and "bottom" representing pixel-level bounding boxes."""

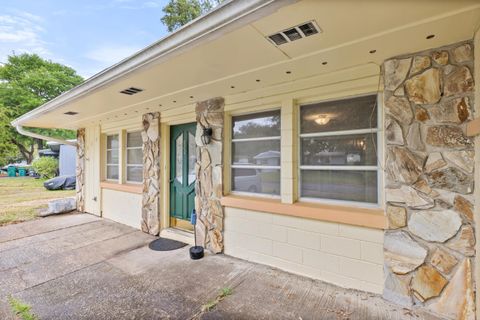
[{"left": 32, "top": 157, "right": 58, "bottom": 179}]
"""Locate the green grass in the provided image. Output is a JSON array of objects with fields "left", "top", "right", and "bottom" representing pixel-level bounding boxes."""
[
  {"left": 8, "top": 296, "right": 38, "bottom": 320},
  {"left": 0, "top": 177, "right": 75, "bottom": 226},
  {"left": 201, "top": 287, "right": 233, "bottom": 313}
]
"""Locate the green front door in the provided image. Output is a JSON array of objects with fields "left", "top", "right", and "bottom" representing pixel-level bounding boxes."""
[{"left": 170, "top": 122, "right": 197, "bottom": 225}]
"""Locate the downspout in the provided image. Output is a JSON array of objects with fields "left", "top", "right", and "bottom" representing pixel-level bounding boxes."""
[{"left": 15, "top": 125, "right": 77, "bottom": 146}]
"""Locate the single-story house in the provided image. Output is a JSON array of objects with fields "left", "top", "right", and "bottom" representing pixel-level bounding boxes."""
[{"left": 12, "top": 0, "right": 480, "bottom": 318}]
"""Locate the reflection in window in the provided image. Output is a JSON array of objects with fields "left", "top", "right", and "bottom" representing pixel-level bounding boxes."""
[
  {"left": 300, "top": 95, "right": 377, "bottom": 134},
  {"left": 300, "top": 95, "right": 379, "bottom": 204},
  {"left": 106, "top": 134, "right": 119, "bottom": 180},
  {"left": 126, "top": 131, "right": 143, "bottom": 183},
  {"left": 175, "top": 133, "right": 183, "bottom": 183},
  {"left": 233, "top": 111, "right": 280, "bottom": 139},
  {"left": 300, "top": 170, "right": 378, "bottom": 203},
  {"left": 188, "top": 132, "right": 196, "bottom": 185},
  {"left": 231, "top": 110, "right": 281, "bottom": 196},
  {"left": 301, "top": 134, "right": 377, "bottom": 166}
]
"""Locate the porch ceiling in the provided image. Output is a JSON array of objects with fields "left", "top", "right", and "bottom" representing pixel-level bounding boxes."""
[{"left": 16, "top": 0, "right": 480, "bottom": 129}]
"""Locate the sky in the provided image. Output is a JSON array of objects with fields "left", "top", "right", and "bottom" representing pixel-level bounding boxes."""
[{"left": 0, "top": 0, "right": 170, "bottom": 79}]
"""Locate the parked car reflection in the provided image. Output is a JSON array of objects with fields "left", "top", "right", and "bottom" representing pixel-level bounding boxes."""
[{"left": 232, "top": 149, "right": 280, "bottom": 195}]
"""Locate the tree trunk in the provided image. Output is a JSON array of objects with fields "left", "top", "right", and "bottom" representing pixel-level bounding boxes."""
[
  {"left": 36, "top": 138, "right": 43, "bottom": 152},
  {"left": 11, "top": 139, "right": 34, "bottom": 163}
]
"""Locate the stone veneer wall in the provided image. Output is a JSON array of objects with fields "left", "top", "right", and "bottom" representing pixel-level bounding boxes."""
[
  {"left": 195, "top": 97, "right": 224, "bottom": 253},
  {"left": 141, "top": 112, "right": 161, "bottom": 235},
  {"left": 383, "top": 41, "right": 475, "bottom": 319},
  {"left": 76, "top": 128, "right": 85, "bottom": 212}
]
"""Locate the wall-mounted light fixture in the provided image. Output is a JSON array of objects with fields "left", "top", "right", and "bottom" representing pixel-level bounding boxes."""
[{"left": 201, "top": 127, "right": 213, "bottom": 145}]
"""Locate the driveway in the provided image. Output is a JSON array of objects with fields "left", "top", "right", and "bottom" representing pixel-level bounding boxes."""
[{"left": 0, "top": 213, "right": 439, "bottom": 320}]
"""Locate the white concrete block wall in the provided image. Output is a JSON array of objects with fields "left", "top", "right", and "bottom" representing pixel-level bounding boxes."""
[
  {"left": 224, "top": 207, "right": 384, "bottom": 294},
  {"left": 102, "top": 189, "right": 142, "bottom": 229}
]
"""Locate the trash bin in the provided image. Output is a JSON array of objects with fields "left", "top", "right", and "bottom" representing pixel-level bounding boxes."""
[
  {"left": 7, "top": 166, "right": 16, "bottom": 177},
  {"left": 18, "top": 168, "right": 27, "bottom": 177}
]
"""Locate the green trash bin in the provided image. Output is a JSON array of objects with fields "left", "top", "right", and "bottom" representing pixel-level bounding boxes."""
[
  {"left": 18, "top": 168, "right": 27, "bottom": 177},
  {"left": 7, "top": 166, "right": 16, "bottom": 177}
]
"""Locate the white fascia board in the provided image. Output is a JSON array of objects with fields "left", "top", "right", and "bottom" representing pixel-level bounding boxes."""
[{"left": 11, "top": 0, "right": 296, "bottom": 127}]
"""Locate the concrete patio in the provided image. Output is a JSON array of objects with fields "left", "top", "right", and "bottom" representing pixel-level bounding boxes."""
[{"left": 0, "top": 213, "right": 440, "bottom": 320}]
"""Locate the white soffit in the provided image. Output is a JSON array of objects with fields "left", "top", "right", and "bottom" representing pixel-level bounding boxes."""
[{"left": 16, "top": 0, "right": 480, "bottom": 129}]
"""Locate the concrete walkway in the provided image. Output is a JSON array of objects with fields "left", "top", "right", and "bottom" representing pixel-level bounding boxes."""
[{"left": 0, "top": 213, "right": 440, "bottom": 320}]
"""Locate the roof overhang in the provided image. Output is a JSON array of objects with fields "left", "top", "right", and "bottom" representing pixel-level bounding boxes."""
[
  {"left": 13, "top": 0, "right": 480, "bottom": 129},
  {"left": 12, "top": 0, "right": 296, "bottom": 128}
]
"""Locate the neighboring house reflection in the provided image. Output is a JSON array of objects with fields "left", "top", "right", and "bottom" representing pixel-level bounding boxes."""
[
  {"left": 314, "top": 151, "right": 361, "bottom": 165},
  {"left": 234, "top": 150, "right": 280, "bottom": 194}
]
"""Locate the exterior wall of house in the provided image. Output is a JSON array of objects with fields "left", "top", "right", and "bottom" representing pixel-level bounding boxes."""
[
  {"left": 141, "top": 112, "right": 161, "bottom": 235},
  {"left": 224, "top": 207, "right": 384, "bottom": 293},
  {"left": 102, "top": 188, "right": 142, "bottom": 228},
  {"left": 84, "top": 125, "right": 101, "bottom": 216},
  {"left": 194, "top": 98, "right": 225, "bottom": 253},
  {"left": 76, "top": 39, "right": 476, "bottom": 317},
  {"left": 75, "top": 128, "right": 85, "bottom": 212},
  {"left": 474, "top": 30, "right": 480, "bottom": 320},
  {"left": 220, "top": 64, "right": 385, "bottom": 294},
  {"left": 382, "top": 41, "right": 475, "bottom": 319},
  {"left": 98, "top": 115, "right": 143, "bottom": 222}
]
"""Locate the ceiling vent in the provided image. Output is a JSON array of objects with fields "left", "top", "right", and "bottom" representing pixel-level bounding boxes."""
[
  {"left": 267, "top": 21, "right": 320, "bottom": 46},
  {"left": 64, "top": 111, "right": 78, "bottom": 115},
  {"left": 120, "top": 87, "right": 144, "bottom": 95}
]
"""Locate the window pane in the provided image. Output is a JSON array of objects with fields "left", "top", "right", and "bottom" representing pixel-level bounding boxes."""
[
  {"left": 107, "top": 135, "right": 119, "bottom": 149},
  {"left": 127, "top": 166, "right": 143, "bottom": 182},
  {"left": 175, "top": 134, "right": 183, "bottom": 183},
  {"left": 301, "top": 134, "right": 377, "bottom": 166},
  {"left": 232, "top": 140, "right": 280, "bottom": 166},
  {"left": 127, "top": 131, "right": 143, "bottom": 147},
  {"left": 127, "top": 149, "right": 142, "bottom": 165},
  {"left": 232, "top": 168, "right": 280, "bottom": 195},
  {"left": 107, "top": 165, "right": 119, "bottom": 180},
  {"left": 107, "top": 150, "right": 119, "bottom": 164},
  {"left": 300, "top": 170, "right": 377, "bottom": 203},
  {"left": 188, "top": 132, "right": 196, "bottom": 185},
  {"left": 301, "top": 95, "right": 377, "bottom": 134},
  {"left": 233, "top": 110, "right": 280, "bottom": 139}
]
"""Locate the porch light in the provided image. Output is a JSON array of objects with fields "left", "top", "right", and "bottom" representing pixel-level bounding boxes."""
[{"left": 201, "top": 127, "right": 213, "bottom": 145}]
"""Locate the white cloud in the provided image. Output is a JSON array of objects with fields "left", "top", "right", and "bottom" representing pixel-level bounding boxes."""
[
  {"left": 142, "top": 2, "right": 161, "bottom": 8},
  {"left": 108, "top": 0, "right": 163, "bottom": 10},
  {"left": 0, "top": 11, "right": 50, "bottom": 63},
  {"left": 85, "top": 44, "right": 141, "bottom": 65}
]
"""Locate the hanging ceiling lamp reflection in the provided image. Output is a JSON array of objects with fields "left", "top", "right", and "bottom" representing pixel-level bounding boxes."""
[{"left": 314, "top": 115, "right": 331, "bottom": 125}]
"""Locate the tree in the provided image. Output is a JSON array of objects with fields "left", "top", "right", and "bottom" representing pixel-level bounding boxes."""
[
  {"left": 161, "top": 0, "right": 224, "bottom": 32},
  {"left": 0, "top": 109, "right": 19, "bottom": 166},
  {"left": 0, "top": 53, "right": 83, "bottom": 164}
]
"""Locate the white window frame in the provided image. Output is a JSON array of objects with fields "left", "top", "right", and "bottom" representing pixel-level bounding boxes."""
[
  {"left": 125, "top": 131, "right": 143, "bottom": 184},
  {"left": 231, "top": 109, "right": 282, "bottom": 199},
  {"left": 298, "top": 94, "right": 383, "bottom": 208},
  {"left": 106, "top": 134, "right": 120, "bottom": 182}
]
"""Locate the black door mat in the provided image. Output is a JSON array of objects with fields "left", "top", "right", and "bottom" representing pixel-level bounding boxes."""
[{"left": 148, "top": 237, "right": 188, "bottom": 251}]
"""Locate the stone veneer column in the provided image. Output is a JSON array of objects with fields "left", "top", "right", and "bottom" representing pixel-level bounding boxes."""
[
  {"left": 382, "top": 41, "right": 476, "bottom": 319},
  {"left": 141, "top": 112, "right": 161, "bottom": 235},
  {"left": 195, "top": 97, "right": 224, "bottom": 253},
  {"left": 76, "top": 128, "right": 85, "bottom": 212}
]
